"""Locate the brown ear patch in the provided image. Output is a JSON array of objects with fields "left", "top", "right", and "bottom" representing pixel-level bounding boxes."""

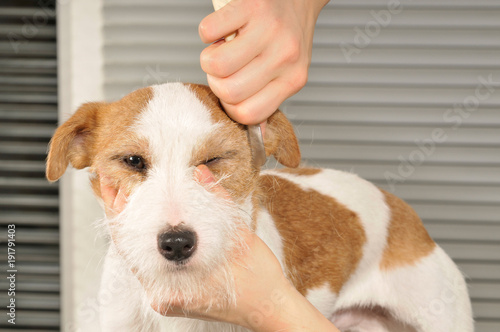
[
  {"left": 277, "top": 167, "right": 321, "bottom": 176},
  {"left": 264, "top": 111, "right": 301, "bottom": 168},
  {"left": 379, "top": 189, "right": 436, "bottom": 270},
  {"left": 46, "top": 86, "right": 154, "bottom": 183},
  {"left": 46, "top": 102, "right": 103, "bottom": 182},
  {"left": 259, "top": 174, "right": 366, "bottom": 295}
]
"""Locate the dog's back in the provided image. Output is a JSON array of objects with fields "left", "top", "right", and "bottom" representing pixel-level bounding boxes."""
[{"left": 257, "top": 168, "right": 473, "bottom": 332}]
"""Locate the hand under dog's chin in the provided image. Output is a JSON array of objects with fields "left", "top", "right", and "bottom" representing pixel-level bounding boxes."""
[{"left": 130, "top": 252, "right": 240, "bottom": 312}]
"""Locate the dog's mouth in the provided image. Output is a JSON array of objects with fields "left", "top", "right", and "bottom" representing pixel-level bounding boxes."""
[{"left": 169, "top": 258, "right": 192, "bottom": 270}]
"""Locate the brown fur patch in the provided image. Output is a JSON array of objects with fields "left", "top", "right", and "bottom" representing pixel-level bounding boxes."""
[
  {"left": 264, "top": 111, "right": 301, "bottom": 168},
  {"left": 187, "top": 84, "right": 258, "bottom": 203},
  {"left": 187, "top": 83, "right": 301, "bottom": 168},
  {"left": 379, "top": 190, "right": 436, "bottom": 270},
  {"left": 47, "top": 86, "right": 154, "bottom": 197},
  {"left": 186, "top": 83, "right": 228, "bottom": 124},
  {"left": 89, "top": 87, "right": 154, "bottom": 197},
  {"left": 259, "top": 175, "right": 366, "bottom": 295},
  {"left": 277, "top": 167, "right": 322, "bottom": 176}
]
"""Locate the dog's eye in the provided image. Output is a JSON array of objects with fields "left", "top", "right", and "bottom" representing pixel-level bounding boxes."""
[
  {"left": 204, "top": 157, "right": 221, "bottom": 166},
  {"left": 125, "top": 155, "right": 146, "bottom": 170}
]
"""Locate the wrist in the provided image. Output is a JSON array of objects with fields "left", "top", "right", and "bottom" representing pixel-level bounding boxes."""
[
  {"left": 242, "top": 277, "right": 339, "bottom": 332},
  {"left": 312, "top": 0, "right": 330, "bottom": 19}
]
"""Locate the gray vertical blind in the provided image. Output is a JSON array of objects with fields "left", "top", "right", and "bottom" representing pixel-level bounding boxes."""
[
  {"left": 103, "top": 0, "right": 500, "bottom": 331},
  {"left": 0, "top": 0, "right": 59, "bottom": 330}
]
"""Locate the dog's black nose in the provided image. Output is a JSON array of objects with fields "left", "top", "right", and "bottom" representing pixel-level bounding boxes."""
[{"left": 158, "top": 230, "right": 197, "bottom": 262}]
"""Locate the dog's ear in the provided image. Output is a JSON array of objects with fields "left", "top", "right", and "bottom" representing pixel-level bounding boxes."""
[
  {"left": 264, "top": 110, "right": 301, "bottom": 168},
  {"left": 46, "top": 102, "right": 104, "bottom": 182}
]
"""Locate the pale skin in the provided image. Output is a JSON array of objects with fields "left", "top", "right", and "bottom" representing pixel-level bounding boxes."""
[
  {"left": 100, "top": 165, "right": 340, "bottom": 332},
  {"left": 199, "top": 0, "right": 331, "bottom": 126}
]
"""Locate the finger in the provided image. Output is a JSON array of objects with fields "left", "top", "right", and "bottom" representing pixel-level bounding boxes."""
[
  {"left": 199, "top": 0, "right": 247, "bottom": 44},
  {"left": 194, "top": 165, "right": 232, "bottom": 200},
  {"left": 206, "top": 51, "right": 279, "bottom": 106},
  {"left": 206, "top": 29, "right": 308, "bottom": 107},
  {"left": 220, "top": 63, "right": 308, "bottom": 125},
  {"left": 200, "top": 24, "right": 266, "bottom": 78},
  {"left": 100, "top": 176, "right": 118, "bottom": 214},
  {"left": 217, "top": 81, "right": 284, "bottom": 125},
  {"left": 99, "top": 176, "right": 128, "bottom": 217},
  {"left": 194, "top": 164, "right": 216, "bottom": 185},
  {"left": 113, "top": 188, "right": 128, "bottom": 215}
]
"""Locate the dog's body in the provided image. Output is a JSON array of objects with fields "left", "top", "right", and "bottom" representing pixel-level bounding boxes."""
[{"left": 47, "top": 83, "right": 473, "bottom": 332}]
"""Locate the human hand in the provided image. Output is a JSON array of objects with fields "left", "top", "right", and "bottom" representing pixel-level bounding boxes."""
[
  {"left": 199, "top": 0, "right": 330, "bottom": 125},
  {"left": 99, "top": 167, "right": 339, "bottom": 331}
]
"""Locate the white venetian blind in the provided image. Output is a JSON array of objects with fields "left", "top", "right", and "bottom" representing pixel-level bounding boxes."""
[
  {"left": 0, "top": 0, "right": 59, "bottom": 330},
  {"left": 102, "top": 0, "right": 500, "bottom": 331}
]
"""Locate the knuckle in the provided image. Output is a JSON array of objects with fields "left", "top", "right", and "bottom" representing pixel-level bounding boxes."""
[
  {"left": 293, "top": 69, "right": 309, "bottom": 91},
  {"left": 219, "top": 84, "right": 241, "bottom": 105},
  {"left": 285, "top": 68, "right": 308, "bottom": 94},
  {"left": 280, "top": 35, "right": 302, "bottom": 64},
  {"left": 200, "top": 50, "right": 212, "bottom": 72},
  {"left": 201, "top": 54, "right": 225, "bottom": 78},
  {"left": 214, "top": 62, "right": 232, "bottom": 78},
  {"left": 201, "top": 52, "right": 232, "bottom": 78},
  {"left": 229, "top": 104, "right": 255, "bottom": 124}
]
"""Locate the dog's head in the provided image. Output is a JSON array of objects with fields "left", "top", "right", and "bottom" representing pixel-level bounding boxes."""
[{"left": 46, "top": 83, "right": 300, "bottom": 307}]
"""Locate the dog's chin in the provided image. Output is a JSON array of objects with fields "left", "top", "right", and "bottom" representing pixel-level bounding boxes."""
[
  {"left": 169, "top": 260, "right": 190, "bottom": 271},
  {"left": 135, "top": 254, "right": 238, "bottom": 311},
  {"left": 161, "top": 255, "right": 200, "bottom": 273}
]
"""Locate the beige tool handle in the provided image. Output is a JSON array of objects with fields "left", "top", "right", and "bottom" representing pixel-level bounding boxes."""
[{"left": 211, "top": 0, "right": 237, "bottom": 41}]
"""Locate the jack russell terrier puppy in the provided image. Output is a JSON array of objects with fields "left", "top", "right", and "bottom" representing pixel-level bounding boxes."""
[{"left": 46, "top": 83, "right": 473, "bottom": 331}]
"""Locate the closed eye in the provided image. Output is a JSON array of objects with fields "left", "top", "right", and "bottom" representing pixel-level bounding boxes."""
[{"left": 204, "top": 157, "right": 221, "bottom": 166}]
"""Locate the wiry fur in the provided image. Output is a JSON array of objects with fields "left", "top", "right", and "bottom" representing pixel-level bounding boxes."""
[
  {"left": 108, "top": 174, "right": 250, "bottom": 311},
  {"left": 46, "top": 83, "right": 473, "bottom": 332}
]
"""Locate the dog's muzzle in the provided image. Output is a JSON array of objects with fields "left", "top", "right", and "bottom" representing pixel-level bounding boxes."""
[{"left": 157, "top": 229, "right": 197, "bottom": 263}]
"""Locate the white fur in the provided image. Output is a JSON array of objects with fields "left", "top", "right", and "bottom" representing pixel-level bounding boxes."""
[
  {"left": 99, "top": 83, "right": 252, "bottom": 330},
  {"left": 261, "top": 169, "right": 473, "bottom": 332},
  {"left": 329, "top": 246, "right": 473, "bottom": 332},
  {"left": 88, "top": 83, "right": 472, "bottom": 331},
  {"left": 305, "top": 282, "right": 338, "bottom": 318},
  {"left": 254, "top": 208, "right": 285, "bottom": 270}
]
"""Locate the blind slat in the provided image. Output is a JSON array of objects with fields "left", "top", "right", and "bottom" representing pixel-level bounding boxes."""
[{"left": 0, "top": 3, "right": 59, "bottom": 329}]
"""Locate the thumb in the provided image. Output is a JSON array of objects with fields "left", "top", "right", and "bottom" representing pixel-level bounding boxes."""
[
  {"left": 194, "top": 164, "right": 232, "bottom": 200},
  {"left": 100, "top": 176, "right": 128, "bottom": 217}
]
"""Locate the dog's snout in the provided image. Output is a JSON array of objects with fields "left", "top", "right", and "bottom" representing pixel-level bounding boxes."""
[{"left": 158, "top": 230, "right": 197, "bottom": 262}]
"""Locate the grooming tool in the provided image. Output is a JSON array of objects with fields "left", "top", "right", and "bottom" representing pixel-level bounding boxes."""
[{"left": 211, "top": 0, "right": 267, "bottom": 167}]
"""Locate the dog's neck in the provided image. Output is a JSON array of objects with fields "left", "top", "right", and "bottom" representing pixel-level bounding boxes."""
[{"left": 245, "top": 174, "right": 272, "bottom": 230}]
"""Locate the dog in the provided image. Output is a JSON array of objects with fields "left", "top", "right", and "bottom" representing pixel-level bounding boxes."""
[{"left": 46, "top": 83, "right": 473, "bottom": 331}]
